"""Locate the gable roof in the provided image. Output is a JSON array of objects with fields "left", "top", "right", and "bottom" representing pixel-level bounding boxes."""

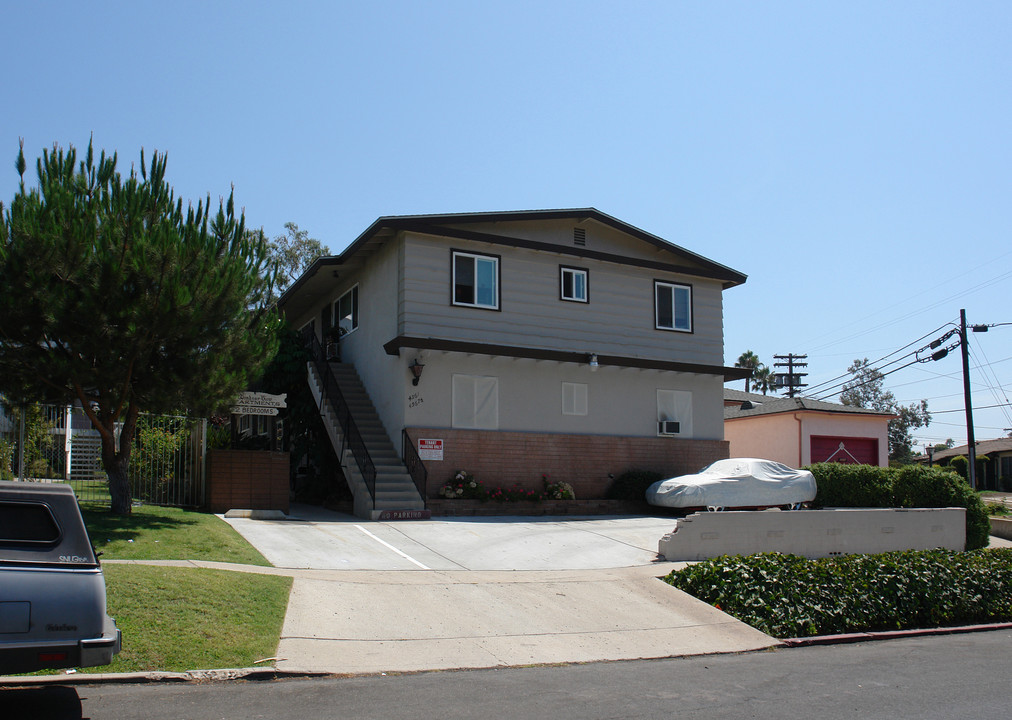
[
  {"left": 928, "top": 437, "right": 1012, "bottom": 462},
  {"left": 723, "top": 389, "right": 896, "bottom": 420},
  {"left": 278, "top": 208, "right": 747, "bottom": 314}
]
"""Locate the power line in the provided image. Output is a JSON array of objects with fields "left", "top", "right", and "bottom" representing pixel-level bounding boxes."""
[{"left": 804, "top": 322, "right": 955, "bottom": 397}]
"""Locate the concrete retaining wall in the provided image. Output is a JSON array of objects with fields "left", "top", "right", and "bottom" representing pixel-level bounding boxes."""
[
  {"left": 658, "top": 507, "right": 966, "bottom": 561},
  {"left": 990, "top": 516, "right": 1012, "bottom": 541}
]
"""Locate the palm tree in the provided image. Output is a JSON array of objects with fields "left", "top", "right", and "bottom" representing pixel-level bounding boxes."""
[
  {"left": 735, "top": 350, "right": 760, "bottom": 392},
  {"left": 753, "top": 365, "right": 778, "bottom": 395}
]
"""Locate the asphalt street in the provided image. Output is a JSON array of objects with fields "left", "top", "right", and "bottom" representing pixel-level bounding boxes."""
[{"left": 7, "top": 631, "right": 1011, "bottom": 719}]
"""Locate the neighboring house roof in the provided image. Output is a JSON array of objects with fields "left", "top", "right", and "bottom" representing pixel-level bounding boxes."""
[
  {"left": 928, "top": 438, "right": 1012, "bottom": 462},
  {"left": 723, "top": 389, "right": 896, "bottom": 420},
  {"left": 278, "top": 208, "right": 748, "bottom": 315}
]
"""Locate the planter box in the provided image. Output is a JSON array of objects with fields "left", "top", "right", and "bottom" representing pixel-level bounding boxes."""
[
  {"left": 659, "top": 507, "right": 967, "bottom": 561},
  {"left": 990, "top": 516, "right": 1012, "bottom": 541},
  {"left": 207, "top": 450, "right": 289, "bottom": 514}
]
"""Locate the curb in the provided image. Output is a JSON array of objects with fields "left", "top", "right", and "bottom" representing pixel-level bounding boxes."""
[
  {"left": 781, "top": 622, "right": 1012, "bottom": 647},
  {"left": 0, "top": 667, "right": 333, "bottom": 687}
]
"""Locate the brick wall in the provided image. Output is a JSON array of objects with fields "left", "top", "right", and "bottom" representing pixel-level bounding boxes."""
[
  {"left": 406, "top": 428, "right": 728, "bottom": 499},
  {"left": 207, "top": 450, "right": 290, "bottom": 514}
]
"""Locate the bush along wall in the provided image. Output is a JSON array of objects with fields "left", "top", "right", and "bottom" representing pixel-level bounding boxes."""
[
  {"left": 810, "top": 463, "right": 990, "bottom": 550},
  {"left": 665, "top": 548, "right": 1012, "bottom": 638}
]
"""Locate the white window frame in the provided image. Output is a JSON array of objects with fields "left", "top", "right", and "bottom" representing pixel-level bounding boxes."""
[
  {"left": 334, "top": 285, "right": 359, "bottom": 334},
  {"left": 562, "top": 382, "right": 588, "bottom": 416},
  {"left": 657, "top": 389, "right": 692, "bottom": 437},
  {"left": 452, "top": 251, "right": 500, "bottom": 310},
  {"left": 560, "top": 266, "right": 588, "bottom": 303},
  {"left": 654, "top": 280, "right": 692, "bottom": 333},
  {"left": 452, "top": 374, "right": 499, "bottom": 429}
]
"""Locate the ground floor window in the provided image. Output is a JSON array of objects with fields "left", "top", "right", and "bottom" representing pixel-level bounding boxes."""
[
  {"left": 657, "top": 389, "right": 692, "bottom": 436},
  {"left": 452, "top": 374, "right": 499, "bottom": 429},
  {"left": 562, "top": 382, "right": 588, "bottom": 416}
]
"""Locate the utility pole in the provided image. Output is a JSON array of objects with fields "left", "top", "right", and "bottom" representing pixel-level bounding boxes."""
[
  {"left": 773, "top": 354, "right": 808, "bottom": 398},
  {"left": 959, "top": 309, "right": 977, "bottom": 490}
]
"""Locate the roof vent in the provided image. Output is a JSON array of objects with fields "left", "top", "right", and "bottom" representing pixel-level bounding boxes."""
[
  {"left": 740, "top": 400, "right": 761, "bottom": 410},
  {"left": 573, "top": 227, "right": 586, "bottom": 246}
]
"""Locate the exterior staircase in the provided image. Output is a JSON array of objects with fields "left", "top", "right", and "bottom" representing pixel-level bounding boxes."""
[{"left": 307, "top": 360, "right": 427, "bottom": 520}]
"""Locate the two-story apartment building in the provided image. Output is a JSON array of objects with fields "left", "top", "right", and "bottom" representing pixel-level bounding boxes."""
[{"left": 279, "top": 209, "right": 748, "bottom": 516}]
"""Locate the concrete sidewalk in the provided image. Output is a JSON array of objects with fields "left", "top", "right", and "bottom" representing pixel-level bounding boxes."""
[{"left": 221, "top": 506, "right": 781, "bottom": 674}]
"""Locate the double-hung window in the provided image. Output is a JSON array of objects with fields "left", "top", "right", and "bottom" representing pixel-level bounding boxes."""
[
  {"left": 453, "top": 251, "right": 499, "bottom": 309},
  {"left": 654, "top": 281, "right": 692, "bottom": 332},
  {"left": 335, "top": 285, "right": 358, "bottom": 334},
  {"left": 560, "top": 266, "right": 588, "bottom": 303}
]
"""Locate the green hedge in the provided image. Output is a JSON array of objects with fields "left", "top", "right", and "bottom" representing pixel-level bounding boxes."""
[
  {"left": 810, "top": 463, "right": 990, "bottom": 550},
  {"left": 665, "top": 548, "right": 1012, "bottom": 638}
]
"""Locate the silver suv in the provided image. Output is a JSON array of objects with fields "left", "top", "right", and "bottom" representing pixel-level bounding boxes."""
[{"left": 0, "top": 480, "right": 121, "bottom": 674}]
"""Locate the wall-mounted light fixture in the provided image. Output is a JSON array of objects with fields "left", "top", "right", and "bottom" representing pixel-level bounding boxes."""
[
  {"left": 588, "top": 353, "right": 599, "bottom": 371},
  {"left": 409, "top": 358, "right": 425, "bottom": 386}
]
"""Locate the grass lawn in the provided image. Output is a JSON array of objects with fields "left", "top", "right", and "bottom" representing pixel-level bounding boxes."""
[
  {"left": 35, "top": 501, "right": 293, "bottom": 674},
  {"left": 102, "top": 565, "right": 291, "bottom": 673},
  {"left": 81, "top": 502, "right": 272, "bottom": 566}
]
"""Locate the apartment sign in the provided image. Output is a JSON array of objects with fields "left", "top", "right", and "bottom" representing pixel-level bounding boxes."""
[
  {"left": 417, "top": 438, "right": 444, "bottom": 461},
  {"left": 230, "top": 392, "right": 287, "bottom": 416}
]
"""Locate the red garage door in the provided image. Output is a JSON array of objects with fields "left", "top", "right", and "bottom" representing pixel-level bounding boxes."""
[{"left": 811, "top": 436, "right": 879, "bottom": 465}]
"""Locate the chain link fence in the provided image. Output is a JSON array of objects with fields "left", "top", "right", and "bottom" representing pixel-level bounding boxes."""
[{"left": 1, "top": 402, "right": 206, "bottom": 508}]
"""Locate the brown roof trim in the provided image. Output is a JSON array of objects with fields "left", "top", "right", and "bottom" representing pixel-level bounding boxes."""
[{"left": 383, "top": 335, "right": 749, "bottom": 380}]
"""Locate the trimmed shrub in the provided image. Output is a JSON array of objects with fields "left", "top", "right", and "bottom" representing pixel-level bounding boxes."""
[
  {"left": 665, "top": 548, "right": 1012, "bottom": 638},
  {"left": 892, "top": 465, "right": 990, "bottom": 550},
  {"left": 606, "top": 469, "right": 662, "bottom": 501},
  {"left": 810, "top": 463, "right": 893, "bottom": 507},
  {"left": 948, "top": 455, "right": 968, "bottom": 480}
]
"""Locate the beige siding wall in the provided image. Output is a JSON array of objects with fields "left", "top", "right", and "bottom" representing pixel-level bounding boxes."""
[
  {"left": 404, "top": 353, "right": 725, "bottom": 439},
  {"left": 401, "top": 232, "right": 725, "bottom": 366}
]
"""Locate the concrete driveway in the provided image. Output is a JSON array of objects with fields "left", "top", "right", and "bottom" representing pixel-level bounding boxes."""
[
  {"left": 222, "top": 505, "right": 678, "bottom": 571},
  {"left": 221, "top": 505, "right": 780, "bottom": 674}
]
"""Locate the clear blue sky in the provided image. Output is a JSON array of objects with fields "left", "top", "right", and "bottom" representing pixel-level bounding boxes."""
[{"left": 4, "top": 1, "right": 1010, "bottom": 449}]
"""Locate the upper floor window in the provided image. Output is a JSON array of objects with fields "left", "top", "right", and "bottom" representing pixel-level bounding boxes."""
[
  {"left": 335, "top": 285, "right": 358, "bottom": 334},
  {"left": 453, "top": 251, "right": 500, "bottom": 310},
  {"left": 654, "top": 281, "right": 692, "bottom": 332},
  {"left": 560, "top": 266, "right": 588, "bottom": 303}
]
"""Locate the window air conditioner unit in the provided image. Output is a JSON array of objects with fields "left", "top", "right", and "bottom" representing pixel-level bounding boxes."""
[{"left": 658, "top": 420, "right": 680, "bottom": 435}]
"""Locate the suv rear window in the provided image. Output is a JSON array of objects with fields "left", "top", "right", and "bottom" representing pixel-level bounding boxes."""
[{"left": 0, "top": 502, "right": 62, "bottom": 544}]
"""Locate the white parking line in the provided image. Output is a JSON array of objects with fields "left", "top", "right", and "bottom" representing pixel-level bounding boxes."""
[{"left": 354, "top": 525, "right": 430, "bottom": 569}]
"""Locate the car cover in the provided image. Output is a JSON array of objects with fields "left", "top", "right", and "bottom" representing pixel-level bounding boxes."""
[{"left": 645, "top": 458, "right": 817, "bottom": 509}]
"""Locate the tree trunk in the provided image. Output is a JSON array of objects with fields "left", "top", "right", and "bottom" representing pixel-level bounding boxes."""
[
  {"left": 104, "top": 450, "right": 132, "bottom": 515},
  {"left": 98, "top": 404, "right": 140, "bottom": 515}
]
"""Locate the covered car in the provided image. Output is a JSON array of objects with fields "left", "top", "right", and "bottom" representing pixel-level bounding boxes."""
[{"left": 645, "top": 458, "right": 817, "bottom": 510}]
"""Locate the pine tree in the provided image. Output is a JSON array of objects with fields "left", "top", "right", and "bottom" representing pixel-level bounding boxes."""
[{"left": 0, "top": 139, "right": 280, "bottom": 513}]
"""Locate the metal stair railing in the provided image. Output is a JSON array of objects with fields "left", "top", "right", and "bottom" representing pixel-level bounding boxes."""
[
  {"left": 302, "top": 327, "right": 376, "bottom": 509},
  {"left": 401, "top": 429, "right": 428, "bottom": 503}
]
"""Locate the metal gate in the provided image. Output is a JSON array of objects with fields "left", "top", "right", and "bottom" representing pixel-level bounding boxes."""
[{"left": 1, "top": 402, "right": 206, "bottom": 507}]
